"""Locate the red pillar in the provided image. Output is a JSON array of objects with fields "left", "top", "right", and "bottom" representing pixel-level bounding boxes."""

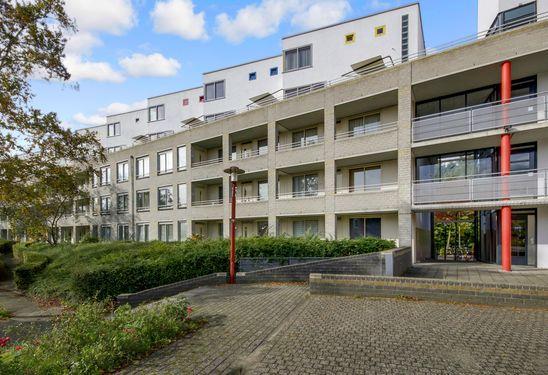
[
  {"left": 229, "top": 179, "right": 237, "bottom": 283},
  {"left": 500, "top": 60, "right": 512, "bottom": 272}
]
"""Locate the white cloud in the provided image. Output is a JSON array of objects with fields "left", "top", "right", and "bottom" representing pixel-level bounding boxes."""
[
  {"left": 119, "top": 53, "right": 181, "bottom": 77},
  {"left": 291, "top": 1, "right": 351, "bottom": 30},
  {"left": 73, "top": 113, "right": 107, "bottom": 126},
  {"left": 65, "top": 32, "right": 103, "bottom": 56},
  {"left": 151, "top": 0, "right": 208, "bottom": 40},
  {"left": 215, "top": 0, "right": 350, "bottom": 44},
  {"left": 64, "top": 55, "right": 125, "bottom": 83},
  {"left": 65, "top": 0, "right": 136, "bottom": 35},
  {"left": 369, "top": 0, "right": 395, "bottom": 10},
  {"left": 72, "top": 99, "right": 148, "bottom": 127}
]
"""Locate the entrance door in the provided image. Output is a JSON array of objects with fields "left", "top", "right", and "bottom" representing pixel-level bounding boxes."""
[{"left": 511, "top": 211, "right": 536, "bottom": 266}]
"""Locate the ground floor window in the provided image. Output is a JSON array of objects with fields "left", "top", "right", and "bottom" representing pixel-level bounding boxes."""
[
  {"left": 100, "top": 225, "right": 111, "bottom": 241},
  {"left": 293, "top": 220, "right": 319, "bottom": 237},
  {"left": 178, "top": 220, "right": 188, "bottom": 241},
  {"left": 136, "top": 223, "right": 149, "bottom": 242},
  {"left": 117, "top": 224, "right": 129, "bottom": 241},
  {"left": 350, "top": 218, "right": 381, "bottom": 239},
  {"left": 158, "top": 222, "right": 173, "bottom": 242},
  {"left": 257, "top": 221, "right": 268, "bottom": 237}
]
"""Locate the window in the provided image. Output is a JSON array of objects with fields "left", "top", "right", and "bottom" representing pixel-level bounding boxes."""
[
  {"left": 488, "top": 2, "right": 536, "bottom": 35},
  {"left": 199, "top": 95, "right": 205, "bottom": 103},
  {"left": 136, "top": 190, "right": 150, "bottom": 211},
  {"left": 182, "top": 98, "right": 189, "bottom": 106},
  {"left": 292, "top": 174, "right": 319, "bottom": 197},
  {"left": 258, "top": 139, "right": 268, "bottom": 155},
  {"left": 177, "top": 145, "right": 187, "bottom": 170},
  {"left": 257, "top": 221, "right": 268, "bottom": 237},
  {"left": 249, "top": 72, "right": 257, "bottom": 81},
  {"left": 158, "top": 186, "right": 173, "bottom": 209},
  {"left": 366, "top": 218, "right": 381, "bottom": 238},
  {"left": 107, "top": 122, "right": 120, "bottom": 137},
  {"left": 293, "top": 220, "right": 319, "bottom": 237},
  {"left": 157, "top": 150, "right": 173, "bottom": 174},
  {"left": 136, "top": 156, "right": 150, "bottom": 178},
  {"left": 92, "top": 172, "right": 99, "bottom": 187},
  {"left": 178, "top": 220, "right": 188, "bottom": 241},
  {"left": 100, "top": 196, "right": 111, "bottom": 214},
  {"left": 158, "top": 222, "right": 173, "bottom": 242},
  {"left": 284, "top": 45, "right": 312, "bottom": 71},
  {"left": 148, "top": 105, "right": 165, "bottom": 122},
  {"left": 204, "top": 80, "right": 225, "bottom": 101},
  {"left": 107, "top": 146, "right": 122, "bottom": 153},
  {"left": 136, "top": 223, "right": 149, "bottom": 242},
  {"left": 270, "top": 67, "right": 278, "bottom": 76},
  {"left": 92, "top": 197, "right": 99, "bottom": 215},
  {"left": 178, "top": 183, "right": 187, "bottom": 208},
  {"left": 292, "top": 128, "right": 318, "bottom": 148},
  {"left": 100, "top": 226, "right": 111, "bottom": 241},
  {"left": 117, "top": 224, "right": 129, "bottom": 241},
  {"left": 117, "top": 193, "right": 129, "bottom": 212},
  {"left": 345, "top": 33, "right": 355, "bottom": 44},
  {"left": 350, "top": 166, "right": 381, "bottom": 191},
  {"left": 75, "top": 198, "right": 88, "bottom": 214},
  {"left": 349, "top": 113, "right": 381, "bottom": 136},
  {"left": 401, "top": 15, "right": 409, "bottom": 62},
  {"left": 258, "top": 181, "right": 268, "bottom": 201},
  {"left": 375, "top": 25, "right": 386, "bottom": 37},
  {"left": 100, "top": 166, "right": 111, "bottom": 186},
  {"left": 117, "top": 161, "right": 129, "bottom": 182},
  {"left": 350, "top": 218, "right": 382, "bottom": 238}
]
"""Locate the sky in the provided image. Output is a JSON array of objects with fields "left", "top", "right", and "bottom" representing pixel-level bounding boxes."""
[{"left": 31, "top": 0, "right": 478, "bottom": 130}]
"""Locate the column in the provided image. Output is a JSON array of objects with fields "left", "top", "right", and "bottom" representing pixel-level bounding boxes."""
[
  {"left": 222, "top": 133, "right": 231, "bottom": 238},
  {"left": 500, "top": 60, "right": 512, "bottom": 272},
  {"left": 267, "top": 116, "right": 278, "bottom": 236},
  {"left": 323, "top": 100, "right": 337, "bottom": 239}
]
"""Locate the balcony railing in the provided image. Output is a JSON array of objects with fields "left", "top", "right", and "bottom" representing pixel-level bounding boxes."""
[
  {"left": 335, "top": 183, "right": 398, "bottom": 194},
  {"left": 413, "top": 169, "right": 548, "bottom": 205},
  {"left": 191, "top": 157, "right": 223, "bottom": 168},
  {"left": 229, "top": 148, "right": 267, "bottom": 160},
  {"left": 192, "top": 199, "right": 223, "bottom": 207},
  {"left": 276, "top": 190, "right": 325, "bottom": 200},
  {"left": 412, "top": 92, "right": 548, "bottom": 142},
  {"left": 335, "top": 121, "right": 398, "bottom": 140},
  {"left": 235, "top": 196, "right": 268, "bottom": 203},
  {"left": 276, "top": 137, "right": 324, "bottom": 152}
]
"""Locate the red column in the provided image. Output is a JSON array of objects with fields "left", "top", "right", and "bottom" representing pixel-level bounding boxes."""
[
  {"left": 229, "top": 179, "right": 237, "bottom": 283},
  {"left": 500, "top": 60, "right": 512, "bottom": 272}
]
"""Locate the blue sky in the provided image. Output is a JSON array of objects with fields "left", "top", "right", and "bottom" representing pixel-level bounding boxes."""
[{"left": 31, "top": 0, "right": 477, "bottom": 129}]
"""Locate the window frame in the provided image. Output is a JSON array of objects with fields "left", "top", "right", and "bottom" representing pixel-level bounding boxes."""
[
  {"left": 136, "top": 223, "right": 150, "bottom": 242},
  {"left": 157, "top": 149, "right": 173, "bottom": 175},
  {"left": 136, "top": 190, "right": 150, "bottom": 212},
  {"left": 177, "top": 145, "right": 187, "bottom": 171},
  {"left": 116, "top": 193, "right": 129, "bottom": 213},
  {"left": 283, "top": 45, "right": 312, "bottom": 72},
  {"left": 204, "top": 80, "right": 226, "bottom": 102},
  {"left": 135, "top": 155, "right": 150, "bottom": 179},
  {"left": 248, "top": 72, "right": 257, "bottom": 81},
  {"left": 99, "top": 166, "right": 111, "bottom": 186},
  {"left": 100, "top": 195, "right": 111, "bottom": 215},
  {"left": 117, "top": 224, "right": 130, "bottom": 241},
  {"left": 270, "top": 67, "right": 278, "bottom": 76},
  {"left": 177, "top": 183, "right": 187, "bottom": 208},
  {"left": 148, "top": 104, "right": 165, "bottom": 122},
  {"left": 116, "top": 160, "right": 129, "bottom": 183},
  {"left": 157, "top": 185, "right": 174, "bottom": 210},
  {"left": 374, "top": 25, "right": 386, "bottom": 37},
  {"left": 158, "top": 222, "right": 174, "bottom": 242},
  {"left": 107, "top": 122, "right": 120, "bottom": 137}
]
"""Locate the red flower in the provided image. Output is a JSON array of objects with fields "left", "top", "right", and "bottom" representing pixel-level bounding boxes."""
[
  {"left": 15, "top": 345, "right": 23, "bottom": 351},
  {"left": 186, "top": 306, "right": 193, "bottom": 315},
  {"left": 0, "top": 337, "right": 10, "bottom": 347}
]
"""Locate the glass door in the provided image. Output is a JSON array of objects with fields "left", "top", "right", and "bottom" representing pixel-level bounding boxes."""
[{"left": 511, "top": 210, "right": 536, "bottom": 266}]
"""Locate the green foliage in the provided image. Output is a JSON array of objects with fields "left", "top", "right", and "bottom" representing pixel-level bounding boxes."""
[
  {"left": 0, "top": 240, "right": 15, "bottom": 254},
  {"left": 15, "top": 237, "right": 395, "bottom": 302},
  {"left": 79, "top": 234, "right": 99, "bottom": 244},
  {"left": 0, "top": 298, "right": 198, "bottom": 374},
  {"left": 0, "top": 305, "right": 10, "bottom": 319},
  {"left": 13, "top": 251, "right": 50, "bottom": 290}
]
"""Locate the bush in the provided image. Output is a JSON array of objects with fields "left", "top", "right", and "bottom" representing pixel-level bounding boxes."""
[
  {"left": 0, "top": 258, "right": 8, "bottom": 281},
  {"left": 13, "top": 250, "right": 51, "bottom": 290},
  {"left": 0, "top": 240, "right": 15, "bottom": 255},
  {"left": 79, "top": 234, "right": 99, "bottom": 244},
  {"left": 0, "top": 298, "right": 199, "bottom": 374}
]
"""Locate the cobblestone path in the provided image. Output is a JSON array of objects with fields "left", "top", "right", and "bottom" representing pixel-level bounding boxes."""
[{"left": 121, "top": 283, "right": 547, "bottom": 375}]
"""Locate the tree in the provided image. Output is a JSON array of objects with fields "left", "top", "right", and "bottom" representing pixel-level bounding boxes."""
[{"left": 0, "top": 0, "right": 105, "bottom": 238}]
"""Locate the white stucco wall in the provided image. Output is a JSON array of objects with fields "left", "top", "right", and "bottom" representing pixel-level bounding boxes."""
[{"left": 148, "top": 87, "right": 203, "bottom": 130}]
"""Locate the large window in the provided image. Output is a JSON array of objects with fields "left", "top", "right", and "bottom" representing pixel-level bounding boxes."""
[
  {"left": 136, "top": 223, "right": 149, "bottom": 242},
  {"left": 136, "top": 156, "right": 149, "bottom": 178},
  {"left": 178, "top": 183, "right": 187, "bottom": 208},
  {"left": 292, "top": 128, "right": 318, "bottom": 148},
  {"left": 488, "top": 2, "right": 536, "bottom": 35},
  {"left": 100, "top": 166, "right": 111, "bottom": 186},
  {"left": 136, "top": 190, "right": 150, "bottom": 211},
  {"left": 158, "top": 222, "right": 173, "bottom": 242},
  {"left": 284, "top": 45, "right": 312, "bottom": 71},
  {"left": 117, "top": 224, "right": 129, "bottom": 241},
  {"left": 117, "top": 161, "right": 129, "bottom": 182},
  {"left": 350, "top": 218, "right": 381, "bottom": 239},
  {"left": 348, "top": 113, "right": 381, "bottom": 136},
  {"left": 157, "top": 150, "right": 173, "bottom": 174},
  {"left": 401, "top": 14, "right": 409, "bottom": 62},
  {"left": 350, "top": 166, "right": 381, "bottom": 191},
  {"left": 204, "top": 80, "right": 225, "bottom": 101},
  {"left": 257, "top": 221, "right": 269, "bottom": 237},
  {"left": 293, "top": 220, "right": 319, "bottom": 237},
  {"left": 148, "top": 104, "right": 165, "bottom": 122},
  {"left": 178, "top": 220, "right": 188, "bottom": 241},
  {"left": 292, "top": 174, "right": 319, "bottom": 197},
  {"left": 107, "top": 122, "right": 120, "bottom": 137},
  {"left": 117, "top": 193, "right": 129, "bottom": 213},
  {"left": 158, "top": 186, "right": 173, "bottom": 209},
  {"left": 177, "top": 145, "right": 187, "bottom": 170},
  {"left": 258, "top": 181, "right": 268, "bottom": 201},
  {"left": 100, "top": 226, "right": 111, "bottom": 241},
  {"left": 100, "top": 196, "right": 111, "bottom": 214}
]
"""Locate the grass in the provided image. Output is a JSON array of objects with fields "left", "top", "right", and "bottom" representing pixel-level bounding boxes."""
[{"left": 0, "top": 305, "right": 10, "bottom": 320}]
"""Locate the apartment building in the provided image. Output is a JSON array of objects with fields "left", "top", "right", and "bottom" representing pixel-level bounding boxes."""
[{"left": 13, "top": 1, "right": 548, "bottom": 270}]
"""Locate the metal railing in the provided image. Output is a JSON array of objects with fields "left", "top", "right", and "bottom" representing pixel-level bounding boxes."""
[
  {"left": 335, "top": 183, "right": 398, "bottom": 194},
  {"left": 229, "top": 148, "right": 267, "bottom": 160},
  {"left": 413, "top": 169, "right": 548, "bottom": 205},
  {"left": 235, "top": 196, "right": 268, "bottom": 203},
  {"left": 191, "top": 157, "right": 223, "bottom": 168},
  {"left": 276, "top": 136, "right": 324, "bottom": 152},
  {"left": 412, "top": 92, "right": 548, "bottom": 142},
  {"left": 276, "top": 190, "right": 325, "bottom": 200},
  {"left": 192, "top": 199, "right": 223, "bottom": 207},
  {"left": 335, "top": 121, "right": 398, "bottom": 140}
]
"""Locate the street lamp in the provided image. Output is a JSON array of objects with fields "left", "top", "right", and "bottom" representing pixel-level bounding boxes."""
[{"left": 223, "top": 166, "right": 245, "bottom": 284}]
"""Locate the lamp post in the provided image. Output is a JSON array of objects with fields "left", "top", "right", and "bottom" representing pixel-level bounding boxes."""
[{"left": 223, "top": 166, "right": 245, "bottom": 284}]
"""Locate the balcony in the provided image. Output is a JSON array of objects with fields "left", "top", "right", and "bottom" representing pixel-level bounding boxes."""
[
  {"left": 191, "top": 157, "right": 223, "bottom": 168},
  {"left": 192, "top": 198, "right": 223, "bottom": 207},
  {"left": 334, "top": 183, "right": 398, "bottom": 213},
  {"left": 276, "top": 190, "right": 325, "bottom": 216},
  {"left": 191, "top": 199, "right": 224, "bottom": 220},
  {"left": 413, "top": 170, "right": 548, "bottom": 205},
  {"left": 275, "top": 138, "right": 324, "bottom": 167},
  {"left": 234, "top": 196, "right": 268, "bottom": 218},
  {"left": 412, "top": 93, "right": 547, "bottom": 142}
]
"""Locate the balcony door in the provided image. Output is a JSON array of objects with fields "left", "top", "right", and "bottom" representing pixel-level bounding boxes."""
[{"left": 511, "top": 210, "right": 536, "bottom": 266}]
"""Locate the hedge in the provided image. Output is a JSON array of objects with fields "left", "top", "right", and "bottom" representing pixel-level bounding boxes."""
[
  {"left": 0, "top": 239, "right": 15, "bottom": 254},
  {"left": 13, "top": 251, "right": 50, "bottom": 290}
]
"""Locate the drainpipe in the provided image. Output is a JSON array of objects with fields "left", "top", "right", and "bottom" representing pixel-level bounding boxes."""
[
  {"left": 130, "top": 155, "right": 135, "bottom": 240},
  {"left": 500, "top": 61, "right": 512, "bottom": 272}
]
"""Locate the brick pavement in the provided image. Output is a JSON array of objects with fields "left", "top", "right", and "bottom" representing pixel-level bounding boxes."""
[{"left": 121, "top": 284, "right": 548, "bottom": 375}]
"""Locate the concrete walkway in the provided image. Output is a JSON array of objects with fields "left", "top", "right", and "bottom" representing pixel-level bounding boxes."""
[
  {"left": 405, "top": 262, "right": 548, "bottom": 287},
  {"left": 120, "top": 283, "right": 547, "bottom": 374}
]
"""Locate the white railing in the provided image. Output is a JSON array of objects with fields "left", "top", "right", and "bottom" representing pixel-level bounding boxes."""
[
  {"left": 335, "top": 183, "right": 398, "bottom": 194},
  {"left": 235, "top": 196, "right": 268, "bottom": 203},
  {"left": 335, "top": 121, "right": 398, "bottom": 140},
  {"left": 412, "top": 92, "right": 548, "bottom": 142},
  {"left": 413, "top": 169, "right": 548, "bottom": 205},
  {"left": 191, "top": 157, "right": 223, "bottom": 168},
  {"left": 276, "top": 190, "right": 325, "bottom": 200},
  {"left": 176, "top": 12, "right": 547, "bottom": 134},
  {"left": 191, "top": 199, "right": 223, "bottom": 207},
  {"left": 276, "top": 137, "right": 324, "bottom": 152},
  {"left": 229, "top": 149, "right": 267, "bottom": 160}
]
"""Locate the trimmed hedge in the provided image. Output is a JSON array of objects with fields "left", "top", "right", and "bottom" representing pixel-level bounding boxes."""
[
  {"left": 13, "top": 251, "right": 50, "bottom": 290},
  {"left": 0, "top": 239, "right": 15, "bottom": 254}
]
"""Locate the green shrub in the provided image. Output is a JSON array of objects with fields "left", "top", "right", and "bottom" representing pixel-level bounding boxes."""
[
  {"left": 79, "top": 234, "right": 99, "bottom": 244},
  {"left": 0, "top": 258, "right": 8, "bottom": 281},
  {"left": 0, "top": 298, "right": 199, "bottom": 374},
  {"left": 13, "top": 251, "right": 50, "bottom": 290},
  {"left": 0, "top": 240, "right": 15, "bottom": 254}
]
